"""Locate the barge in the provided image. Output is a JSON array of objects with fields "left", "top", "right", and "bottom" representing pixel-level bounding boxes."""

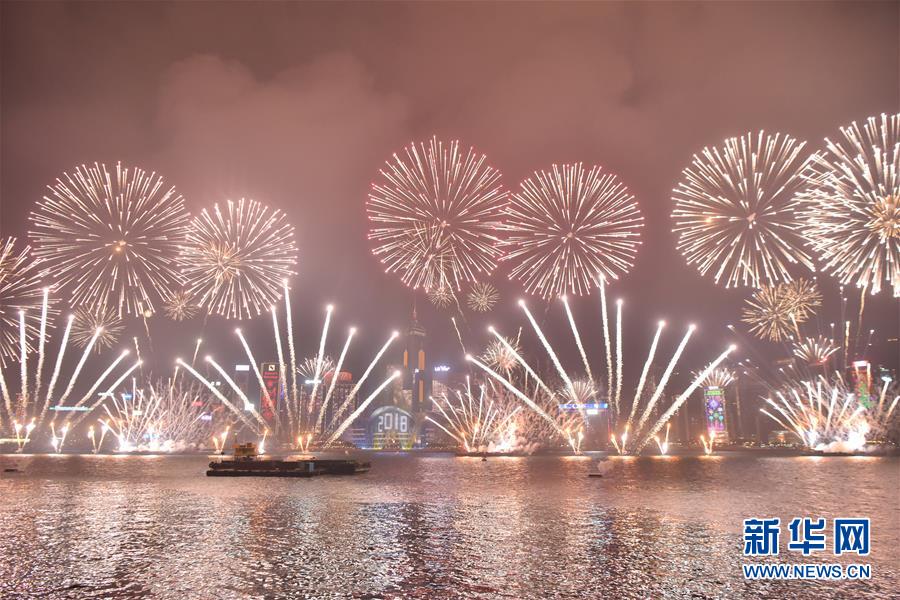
[{"left": 206, "top": 443, "right": 370, "bottom": 477}]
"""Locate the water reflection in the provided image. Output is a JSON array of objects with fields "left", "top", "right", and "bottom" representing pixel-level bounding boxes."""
[{"left": 0, "top": 453, "right": 896, "bottom": 598}]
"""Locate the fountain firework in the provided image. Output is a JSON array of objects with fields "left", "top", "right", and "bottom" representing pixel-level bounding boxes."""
[
  {"left": 761, "top": 377, "right": 898, "bottom": 453},
  {"left": 98, "top": 379, "right": 227, "bottom": 452},
  {"left": 427, "top": 379, "right": 524, "bottom": 453}
]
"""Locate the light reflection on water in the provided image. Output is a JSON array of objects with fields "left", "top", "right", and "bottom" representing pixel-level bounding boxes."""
[{"left": 0, "top": 453, "right": 897, "bottom": 599}]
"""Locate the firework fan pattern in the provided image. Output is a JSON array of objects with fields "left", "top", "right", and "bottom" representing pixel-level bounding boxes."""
[{"left": 0, "top": 239, "right": 48, "bottom": 363}]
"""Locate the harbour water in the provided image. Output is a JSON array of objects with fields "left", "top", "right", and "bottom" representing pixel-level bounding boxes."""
[{"left": 0, "top": 452, "right": 897, "bottom": 599}]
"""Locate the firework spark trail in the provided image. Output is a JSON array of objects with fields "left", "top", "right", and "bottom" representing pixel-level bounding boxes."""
[
  {"left": 40, "top": 315, "right": 74, "bottom": 420},
  {"left": 284, "top": 281, "right": 299, "bottom": 425},
  {"left": 51, "top": 328, "right": 102, "bottom": 420},
  {"left": 325, "top": 371, "right": 401, "bottom": 447},
  {"left": 632, "top": 325, "right": 695, "bottom": 438},
  {"left": 798, "top": 113, "right": 899, "bottom": 296},
  {"left": 427, "top": 385, "right": 522, "bottom": 452},
  {"left": 793, "top": 335, "right": 839, "bottom": 366},
  {"left": 614, "top": 299, "right": 623, "bottom": 418},
  {"left": 315, "top": 327, "right": 355, "bottom": 432},
  {"left": 519, "top": 300, "right": 578, "bottom": 404},
  {"left": 599, "top": 279, "right": 614, "bottom": 414},
  {"left": 204, "top": 357, "right": 266, "bottom": 426},
  {"left": 487, "top": 327, "right": 554, "bottom": 397},
  {"left": 305, "top": 305, "right": 333, "bottom": 429},
  {"left": 270, "top": 306, "right": 292, "bottom": 434},
  {"left": 176, "top": 359, "right": 261, "bottom": 432},
  {"left": 451, "top": 316, "right": 467, "bottom": 354},
  {"left": 18, "top": 312, "right": 28, "bottom": 410},
  {"left": 180, "top": 198, "right": 298, "bottom": 319},
  {"left": 99, "top": 381, "right": 224, "bottom": 452},
  {"left": 626, "top": 320, "right": 664, "bottom": 428},
  {"left": 33, "top": 288, "right": 50, "bottom": 402},
  {"left": 191, "top": 338, "right": 202, "bottom": 368},
  {"left": 326, "top": 331, "right": 399, "bottom": 433},
  {"left": 672, "top": 131, "right": 814, "bottom": 288},
  {"left": 29, "top": 162, "right": 190, "bottom": 316},
  {"left": 637, "top": 345, "right": 735, "bottom": 452},
  {"left": 67, "top": 350, "right": 130, "bottom": 413},
  {"left": 757, "top": 376, "right": 896, "bottom": 451},
  {"left": 235, "top": 327, "right": 280, "bottom": 432},
  {"left": 503, "top": 163, "right": 643, "bottom": 299},
  {"left": 368, "top": 137, "right": 508, "bottom": 291},
  {"left": 490, "top": 281, "right": 735, "bottom": 454},
  {"left": 72, "top": 359, "right": 143, "bottom": 431},
  {"left": 562, "top": 296, "right": 595, "bottom": 390}
]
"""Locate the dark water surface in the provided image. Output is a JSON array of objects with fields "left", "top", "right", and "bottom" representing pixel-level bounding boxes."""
[{"left": 0, "top": 452, "right": 897, "bottom": 599}]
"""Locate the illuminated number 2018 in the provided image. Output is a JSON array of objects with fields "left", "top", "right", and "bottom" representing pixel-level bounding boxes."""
[{"left": 377, "top": 412, "right": 410, "bottom": 433}]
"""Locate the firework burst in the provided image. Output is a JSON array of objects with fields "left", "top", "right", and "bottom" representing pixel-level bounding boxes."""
[
  {"left": 163, "top": 290, "right": 201, "bottom": 321},
  {"left": 798, "top": 113, "right": 900, "bottom": 296},
  {"left": 503, "top": 163, "right": 643, "bottom": 299},
  {"left": 742, "top": 280, "right": 819, "bottom": 342},
  {"left": 29, "top": 162, "right": 190, "bottom": 316},
  {"left": 672, "top": 131, "right": 815, "bottom": 288},
  {"left": 697, "top": 366, "right": 736, "bottom": 389},
  {"left": 782, "top": 278, "right": 823, "bottom": 321},
  {"left": 0, "top": 239, "right": 47, "bottom": 363},
  {"left": 180, "top": 198, "right": 298, "bottom": 320},
  {"left": 72, "top": 306, "right": 123, "bottom": 352},
  {"left": 467, "top": 282, "right": 499, "bottom": 312},
  {"left": 427, "top": 285, "right": 454, "bottom": 308},
  {"left": 367, "top": 137, "right": 508, "bottom": 291},
  {"left": 297, "top": 355, "right": 335, "bottom": 381},
  {"left": 792, "top": 335, "right": 840, "bottom": 366},
  {"left": 480, "top": 333, "right": 522, "bottom": 377}
]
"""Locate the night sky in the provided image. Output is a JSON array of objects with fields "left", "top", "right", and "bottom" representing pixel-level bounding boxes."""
[{"left": 1, "top": 2, "right": 898, "bottom": 380}]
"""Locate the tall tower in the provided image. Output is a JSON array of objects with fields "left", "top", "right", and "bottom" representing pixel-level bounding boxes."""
[{"left": 403, "top": 306, "right": 428, "bottom": 414}]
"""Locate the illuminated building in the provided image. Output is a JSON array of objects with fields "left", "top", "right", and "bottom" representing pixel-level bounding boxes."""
[
  {"left": 299, "top": 370, "right": 354, "bottom": 433},
  {"left": 704, "top": 386, "right": 728, "bottom": 440},
  {"left": 402, "top": 307, "right": 429, "bottom": 413}
]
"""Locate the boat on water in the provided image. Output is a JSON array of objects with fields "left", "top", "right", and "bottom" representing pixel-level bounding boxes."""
[{"left": 206, "top": 443, "right": 370, "bottom": 477}]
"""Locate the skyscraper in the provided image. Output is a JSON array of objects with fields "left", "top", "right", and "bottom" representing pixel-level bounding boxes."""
[{"left": 402, "top": 306, "right": 429, "bottom": 414}]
